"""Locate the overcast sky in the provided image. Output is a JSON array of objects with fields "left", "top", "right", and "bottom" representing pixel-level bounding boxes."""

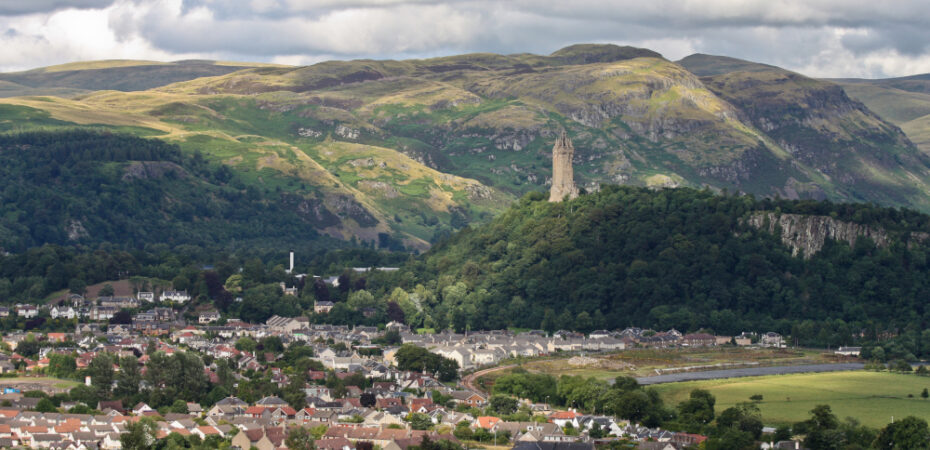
[{"left": 0, "top": 0, "right": 928, "bottom": 78}]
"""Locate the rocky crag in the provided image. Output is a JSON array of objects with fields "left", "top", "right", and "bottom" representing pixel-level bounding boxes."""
[{"left": 747, "top": 211, "right": 895, "bottom": 257}]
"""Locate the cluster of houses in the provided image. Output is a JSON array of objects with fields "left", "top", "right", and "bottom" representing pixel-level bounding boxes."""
[
  {"left": 0, "top": 280, "right": 809, "bottom": 449},
  {"left": 20, "top": 291, "right": 192, "bottom": 323},
  {"left": 0, "top": 314, "right": 785, "bottom": 449},
  {"left": 0, "top": 379, "right": 710, "bottom": 450}
]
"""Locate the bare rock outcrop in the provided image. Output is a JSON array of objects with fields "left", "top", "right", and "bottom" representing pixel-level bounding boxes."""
[{"left": 746, "top": 211, "right": 890, "bottom": 258}]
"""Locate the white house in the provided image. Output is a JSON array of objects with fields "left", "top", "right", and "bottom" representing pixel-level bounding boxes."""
[
  {"left": 471, "top": 349, "right": 501, "bottom": 366},
  {"left": 90, "top": 306, "right": 117, "bottom": 321},
  {"left": 430, "top": 346, "right": 471, "bottom": 369},
  {"left": 199, "top": 311, "right": 221, "bottom": 324},
  {"left": 761, "top": 332, "right": 786, "bottom": 348},
  {"left": 50, "top": 306, "right": 76, "bottom": 320},
  {"left": 137, "top": 292, "right": 155, "bottom": 302},
  {"left": 160, "top": 290, "right": 191, "bottom": 303},
  {"left": 15, "top": 305, "right": 38, "bottom": 318},
  {"left": 835, "top": 346, "right": 862, "bottom": 356}
]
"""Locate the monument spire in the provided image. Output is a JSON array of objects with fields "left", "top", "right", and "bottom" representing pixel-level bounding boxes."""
[{"left": 549, "top": 130, "right": 579, "bottom": 202}]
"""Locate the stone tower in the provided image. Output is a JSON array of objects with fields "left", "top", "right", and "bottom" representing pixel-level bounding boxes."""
[{"left": 549, "top": 131, "right": 579, "bottom": 202}]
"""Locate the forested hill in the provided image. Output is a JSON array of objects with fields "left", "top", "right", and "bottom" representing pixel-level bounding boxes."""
[
  {"left": 407, "top": 187, "right": 930, "bottom": 345},
  {"left": 0, "top": 130, "right": 348, "bottom": 252}
]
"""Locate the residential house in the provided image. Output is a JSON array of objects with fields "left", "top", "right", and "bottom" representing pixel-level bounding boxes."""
[
  {"left": 671, "top": 433, "right": 708, "bottom": 447},
  {"left": 835, "top": 346, "right": 862, "bottom": 356},
  {"left": 15, "top": 305, "right": 38, "bottom": 318},
  {"left": 159, "top": 291, "right": 191, "bottom": 303},
  {"left": 231, "top": 426, "right": 285, "bottom": 450},
  {"left": 548, "top": 411, "right": 580, "bottom": 428},
  {"left": 681, "top": 333, "right": 716, "bottom": 347},
  {"left": 636, "top": 442, "right": 680, "bottom": 450},
  {"left": 280, "top": 283, "right": 298, "bottom": 296},
  {"left": 50, "top": 306, "right": 76, "bottom": 320},
  {"left": 761, "top": 332, "right": 786, "bottom": 348},
  {"left": 99, "top": 296, "right": 139, "bottom": 309},
  {"left": 315, "top": 301, "right": 335, "bottom": 314},
  {"left": 199, "top": 311, "right": 220, "bottom": 324},
  {"left": 512, "top": 442, "right": 594, "bottom": 450},
  {"left": 316, "top": 437, "right": 354, "bottom": 450},
  {"left": 450, "top": 391, "right": 486, "bottom": 408},
  {"left": 90, "top": 306, "right": 117, "bottom": 321}
]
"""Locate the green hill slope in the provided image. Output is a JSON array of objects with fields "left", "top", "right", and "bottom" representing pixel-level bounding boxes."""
[
  {"left": 0, "top": 130, "right": 354, "bottom": 252},
  {"left": 0, "top": 60, "right": 274, "bottom": 97},
  {"left": 828, "top": 75, "right": 930, "bottom": 154},
  {"left": 2, "top": 45, "right": 930, "bottom": 250},
  {"left": 406, "top": 187, "right": 930, "bottom": 342},
  {"left": 679, "top": 54, "right": 930, "bottom": 207}
]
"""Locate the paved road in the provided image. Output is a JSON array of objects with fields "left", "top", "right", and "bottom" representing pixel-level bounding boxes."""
[
  {"left": 462, "top": 364, "right": 518, "bottom": 395},
  {"left": 634, "top": 363, "right": 865, "bottom": 385}
]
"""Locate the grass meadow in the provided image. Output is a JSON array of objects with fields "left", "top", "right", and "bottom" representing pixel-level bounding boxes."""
[{"left": 651, "top": 371, "right": 930, "bottom": 428}]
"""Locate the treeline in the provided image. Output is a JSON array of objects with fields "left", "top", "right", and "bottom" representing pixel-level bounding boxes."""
[
  {"left": 493, "top": 370, "right": 928, "bottom": 449},
  {"left": 376, "top": 186, "right": 930, "bottom": 348},
  {"left": 0, "top": 241, "right": 405, "bottom": 306},
  {"left": 0, "top": 130, "right": 348, "bottom": 251}
]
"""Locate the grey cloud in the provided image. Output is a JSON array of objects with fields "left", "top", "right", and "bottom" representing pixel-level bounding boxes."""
[
  {"left": 6, "top": 0, "right": 930, "bottom": 77},
  {"left": 842, "top": 25, "right": 930, "bottom": 57},
  {"left": 0, "top": 0, "right": 115, "bottom": 15}
]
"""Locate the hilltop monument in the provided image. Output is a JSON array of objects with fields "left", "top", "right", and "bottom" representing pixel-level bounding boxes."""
[{"left": 549, "top": 131, "right": 579, "bottom": 202}]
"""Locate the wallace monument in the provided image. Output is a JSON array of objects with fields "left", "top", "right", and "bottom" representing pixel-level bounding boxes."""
[{"left": 549, "top": 131, "right": 580, "bottom": 202}]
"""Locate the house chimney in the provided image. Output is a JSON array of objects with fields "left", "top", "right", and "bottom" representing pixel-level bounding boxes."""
[{"left": 288, "top": 251, "right": 295, "bottom": 273}]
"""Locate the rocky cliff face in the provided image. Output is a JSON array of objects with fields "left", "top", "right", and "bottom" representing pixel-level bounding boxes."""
[{"left": 746, "top": 211, "right": 890, "bottom": 257}]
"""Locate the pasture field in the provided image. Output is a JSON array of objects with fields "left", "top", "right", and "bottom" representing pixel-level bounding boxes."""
[{"left": 651, "top": 371, "right": 930, "bottom": 428}]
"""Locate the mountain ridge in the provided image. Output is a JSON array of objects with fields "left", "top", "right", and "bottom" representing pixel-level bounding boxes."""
[{"left": 2, "top": 44, "right": 930, "bottom": 250}]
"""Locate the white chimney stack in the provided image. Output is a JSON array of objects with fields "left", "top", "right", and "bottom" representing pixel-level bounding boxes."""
[{"left": 288, "top": 251, "right": 294, "bottom": 273}]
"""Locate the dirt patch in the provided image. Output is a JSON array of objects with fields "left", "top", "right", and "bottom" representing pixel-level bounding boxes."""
[
  {"left": 50, "top": 279, "right": 135, "bottom": 304},
  {"left": 567, "top": 356, "right": 636, "bottom": 371}
]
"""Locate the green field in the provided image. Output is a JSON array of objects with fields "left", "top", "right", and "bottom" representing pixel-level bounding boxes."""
[
  {"left": 0, "top": 376, "right": 81, "bottom": 390},
  {"left": 652, "top": 371, "right": 930, "bottom": 428}
]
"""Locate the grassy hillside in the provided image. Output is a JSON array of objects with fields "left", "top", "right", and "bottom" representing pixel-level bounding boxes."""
[
  {"left": 2, "top": 44, "right": 930, "bottom": 249},
  {"left": 0, "top": 60, "right": 266, "bottom": 95},
  {"left": 676, "top": 54, "right": 782, "bottom": 76},
  {"left": 679, "top": 54, "right": 930, "bottom": 208},
  {"left": 902, "top": 114, "right": 930, "bottom": 152},
  {"left": 830, "top": 76, "right": 930, "bottom": 154}
]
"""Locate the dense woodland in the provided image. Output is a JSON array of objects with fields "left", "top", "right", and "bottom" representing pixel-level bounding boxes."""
[
  {"left": 0, "top": 130, "right": 347, "bottom": 252},
  {"left": 400, "top": 186, "right": 930, "bottom": 354}
]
